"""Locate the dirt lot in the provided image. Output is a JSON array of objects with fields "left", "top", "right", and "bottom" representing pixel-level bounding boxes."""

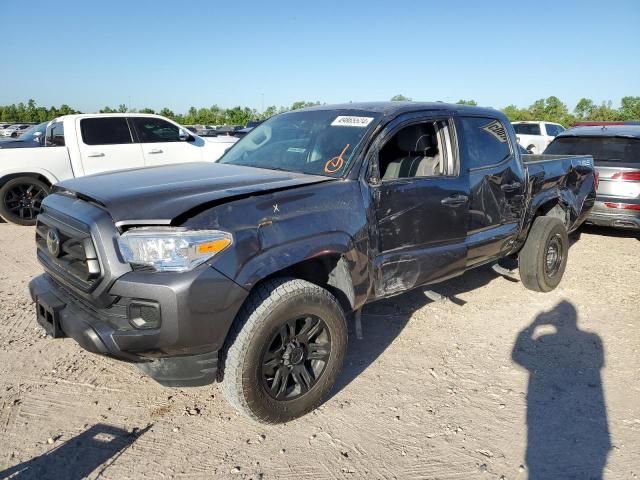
[{"left": 0, "top": 222, "right": 638, "bottom": 479}]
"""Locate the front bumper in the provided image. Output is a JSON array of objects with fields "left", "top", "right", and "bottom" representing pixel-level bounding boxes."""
[{"left": 29, "top": 265, "right": 248, "bottom": 387}]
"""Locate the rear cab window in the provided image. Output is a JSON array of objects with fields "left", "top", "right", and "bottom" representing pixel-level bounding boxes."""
[
  {"left": 80, "top": 117, "right": 133, "bottom": 145},
  {"left": 513, "top": 123, "right": 541, "bottom": 136},
  {"left": 456, "top": 117, "right": 512, "bottom": 169}
]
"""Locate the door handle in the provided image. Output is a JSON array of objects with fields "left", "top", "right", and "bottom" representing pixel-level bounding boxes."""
[
  {"left": 87, "top": 152, "right": 104, "bottom": 158},
  {"left": 501, "top": 181, "right": 522, "bottom": 192},
  {"left": 440, "top": 194, "right": 468, "bottom": 206},
  {"left": 148, "top": 148, "right": 163, "bottom": 154}
]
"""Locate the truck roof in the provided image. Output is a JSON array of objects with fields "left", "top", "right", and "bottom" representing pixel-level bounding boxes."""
[
  {"left": 512, "top": 120, "right": 564, "bottom": 126},
  {"left": 559, "top": 125, "right": 640, "bottom": 138},
  {"left": 300, "top": 101, "right": 504, "bottom": 119},
  {"left": 53, "top": 113, "right": 173, "bottom": 122}
]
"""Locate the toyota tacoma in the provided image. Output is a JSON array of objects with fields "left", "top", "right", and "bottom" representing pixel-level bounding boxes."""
[{"left": 29, "top": 102, "right": 596, "bottom": 423}]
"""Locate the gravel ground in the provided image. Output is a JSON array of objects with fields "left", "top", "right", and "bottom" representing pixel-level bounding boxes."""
[{"left": 0, "top": 222, "right": 638, "bottom": 479}]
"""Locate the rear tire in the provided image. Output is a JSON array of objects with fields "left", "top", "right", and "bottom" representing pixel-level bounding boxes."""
[
  {"left": 519, "top": 216, "right": 569, "bottom": 292},
  {"left": 220, "top": 277, "right": 347, "bottom": 424},
  {"left": 0, "top": 176, "right": 49, "bottom": 226}
]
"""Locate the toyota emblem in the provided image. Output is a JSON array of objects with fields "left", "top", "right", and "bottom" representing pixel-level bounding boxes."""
[{"left": 46, "top": 228, "right": 61, "bottom": 257}]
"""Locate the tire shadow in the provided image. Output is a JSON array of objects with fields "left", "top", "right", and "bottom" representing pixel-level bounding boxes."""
[{"left": 0, "top": 423, "right": 151, "bottom": 480}]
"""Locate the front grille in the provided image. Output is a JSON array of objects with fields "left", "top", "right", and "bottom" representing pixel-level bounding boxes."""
[{"left": 36, "top": 215, "right": 102, "bottom": 293}]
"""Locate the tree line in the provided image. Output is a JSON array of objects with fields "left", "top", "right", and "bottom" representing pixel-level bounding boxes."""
[{"left": 1, "top": 96, "right": 638, "bottom": 127}]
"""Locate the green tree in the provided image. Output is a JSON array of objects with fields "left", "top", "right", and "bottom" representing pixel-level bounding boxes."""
[
  {"left": 117, "top": 104, "right": 128, "bottom": 113},
  {"left": 100, "top": 106, "right": 116, "bottom": 113},
  {"left": 26, "top": 99, "right": 38, "bottom": 122},
  {"left": 589, "top": 101, "right": 620, "bottom": 121},
  {"left": 456, "top": 99, "right": 477, "bottom": 106},
  {"left": 501, "top": 104, "right": 531, "bottom": 121},
  {"left": 139, "top": 108, "right": 155, "bottom": 114},
  {"left": 159, "top": 108, "right": 175, "bottom": 119},
  {"left": 290, "top": 101, "right": 320, "bottom": 111},
  {"left": 58, "top": 104, "right": 76, "bottom": 115},
  {"left": 619, "top": 96, "right": 640, "bottom": 121},
  {"left": 390, "top": 94, "right": 411, "bottom": 101},
  {"left": 574, "top": 98, "right": 595, "bottom": 119}
]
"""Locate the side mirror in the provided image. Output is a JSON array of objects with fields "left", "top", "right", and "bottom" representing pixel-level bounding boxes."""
[
  {"left": 33, "top": 131, "right": 43, "bottom": 142},
  {"left": 178, "top": 129, "right": 190, "bottom": 141}
]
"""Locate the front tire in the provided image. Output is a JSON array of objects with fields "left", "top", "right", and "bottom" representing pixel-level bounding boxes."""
[
  {"left": 0, "top": 177, "right": 49, "bottom": 226},
  {"left": 220, "top": 278, "right": 348, "bottom": 424},
  {"left": 519, "top": 216, "right": 569, "bottom": 292}
]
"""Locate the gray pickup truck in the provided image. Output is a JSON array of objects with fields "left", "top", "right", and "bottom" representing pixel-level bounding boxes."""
[{"left": 29, "top": 102, "right": 596, "bottom": 423}]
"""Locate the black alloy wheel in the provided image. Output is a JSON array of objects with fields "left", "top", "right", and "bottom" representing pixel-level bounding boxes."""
[
  {"left": 220, "top": 277, "right": 348, "bottom": 423},
  {"left": 260, "top": 315, "right": 331, "bottom": 401},
  {"left": 0, "top": 177, "right": 50, "bottom": 226}
]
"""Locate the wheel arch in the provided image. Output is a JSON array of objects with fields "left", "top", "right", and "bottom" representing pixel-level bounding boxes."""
[
  {"left": 230, "top": 232, "right": 365, "bottom": 315},
  {"left": 0, "top": 171, "right": 57, "bottom": 189}
]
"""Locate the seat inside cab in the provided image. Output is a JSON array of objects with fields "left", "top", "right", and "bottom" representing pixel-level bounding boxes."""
[{"left": 379, "top": 120, "right": 454, "bottom": 180}]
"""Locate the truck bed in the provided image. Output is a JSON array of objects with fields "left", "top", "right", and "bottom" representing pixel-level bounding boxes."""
[
  {"left": 522, "top": 154, "right": 595, "bottom": 233},
  {"left": 522, "top": 153, "right": 593, "bottom": 164}
]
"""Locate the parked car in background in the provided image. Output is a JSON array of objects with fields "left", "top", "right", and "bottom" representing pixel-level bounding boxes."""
[
  {"left": 246, "top": 119, "right": 264, "bottom": 129},
  {"left": 546, "top": 125, "right": 640, "bottom": 230},
  {"left": 0, "top": 113, "right": 237, "bottom": 225},
  {"left": 29, "top": 102, "right": 596, "bottom": 423},
  {"left": 1, "top": 123, "right": 32, "bottom": 137},
  {"left": 0, "top": 121, "right": 48, "bottom": 149},
  {"left": 196, "top": 125, "right": 220, "bottom": 137},
  {"left": 512, "top": 121, "right": 565, "bottom": 154}
]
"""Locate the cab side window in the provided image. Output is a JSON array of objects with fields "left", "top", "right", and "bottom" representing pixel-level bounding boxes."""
[
  {"left": 378, "top": 119, "right": 456, "bottom": 181},
  {"left": 456, "top": 117, "right": 512, "bottom": 170},
  {"left": 132, "top": 117, "right": 181, "bottom": 143},
  {"left": 80, "top": 117, "right": 133, "bottom": 145}
]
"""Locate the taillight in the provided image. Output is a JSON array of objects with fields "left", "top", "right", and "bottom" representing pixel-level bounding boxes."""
[
  {"left": 594, "top": 169, "right": 600, "bottom": 189},
  {"left": 611, "top": 171, "right": 640, "bottom": 181},
  {"left": 604, "top": 202, "right": 640, "bottom": 211}
]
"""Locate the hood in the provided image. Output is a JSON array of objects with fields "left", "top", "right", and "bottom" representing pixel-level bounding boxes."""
[{"left": 54, "top": 162, "right": 333, "bottom": 224}]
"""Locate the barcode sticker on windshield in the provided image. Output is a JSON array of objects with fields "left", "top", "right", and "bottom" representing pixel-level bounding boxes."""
[{"left": 331, "top": 116, "right": 374, "bottom": 128}]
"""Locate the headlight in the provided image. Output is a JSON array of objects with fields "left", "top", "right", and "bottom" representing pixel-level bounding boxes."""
[{"left": 117, "top": 227, "right": 232, "bottom": 272}]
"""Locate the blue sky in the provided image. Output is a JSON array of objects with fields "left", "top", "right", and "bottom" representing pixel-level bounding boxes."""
[{"left": 1, "top": 0, "right": 638, "bottom": 113}]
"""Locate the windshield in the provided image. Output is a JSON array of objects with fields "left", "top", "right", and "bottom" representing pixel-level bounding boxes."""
[
  {"left": 545, "top": 136, "right": 640, "bottom": 163},
  {"left": 219, "top": 109, "right": 381, "bottom": 177},
  {"left": 17, "top": 122, "right": 48, "bottom": 142}
]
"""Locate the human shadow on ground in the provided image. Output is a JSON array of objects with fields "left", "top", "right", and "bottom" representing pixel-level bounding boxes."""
[
  {"left": 512, "top": 301, "right": 611, "bottom": 479},
  {"left": 329, "top": 264, "right": 504, "bottom": 399},
  {"left": 0, "top": 423, "right": 151, "bottom": 480}
]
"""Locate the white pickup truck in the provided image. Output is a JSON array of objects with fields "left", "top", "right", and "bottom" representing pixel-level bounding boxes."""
[
  {"left": 0, "top": 113, "right": 238, "bottom": 225},
  {"left": 512, "top": 121, "right": 565, "bottom": 154}
]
